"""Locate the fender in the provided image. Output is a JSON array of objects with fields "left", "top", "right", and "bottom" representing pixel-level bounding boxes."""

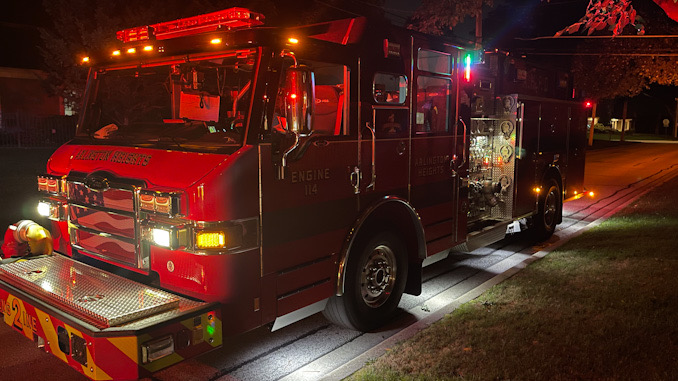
[{"left": 335, "top": 196, "right": 426, "bottom": 296}]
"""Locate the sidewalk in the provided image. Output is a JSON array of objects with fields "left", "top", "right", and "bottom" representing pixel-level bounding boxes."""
[
  {"left": 587, "top": 138, "right": 678, "bottom": 152},
  {"left": 629, "top": 139, "right": 678, "bottom": 143}
]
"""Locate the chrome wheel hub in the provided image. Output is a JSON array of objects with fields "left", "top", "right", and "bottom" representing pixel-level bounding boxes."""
[
  {"left": 544, "top": 188, "right": 558, "bottom": 227},
  {"left": 361, "top": 244, "right": 397, "bottom": 308}
]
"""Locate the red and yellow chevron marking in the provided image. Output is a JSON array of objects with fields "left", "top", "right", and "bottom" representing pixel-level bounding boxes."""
[
  {"left": 95, "top": 336, "right": 139, "bottom": 379},
  {"left": 1, "top": 288, "right": 222, "bottom": 380},
  {"left": 1, "top": 291, "right": 139, "bottom": 380}
]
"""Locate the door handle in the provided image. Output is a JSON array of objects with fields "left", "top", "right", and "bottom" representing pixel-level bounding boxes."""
[
  {"left": 396, "top": 140, "right": 406, "bottom": 156},
  {"left": 450, "top": 157, "right": 457, "bottom": 178},
  {"left": 458, "top": 118, "right": 468, "bottom": 168},
  {"left": 517, "top": 102, "right": 524, "bottom": 159},
  {"left": 350, "top": 166, "right": 361, "bottom": 194},
  {"left": 365, "top": 122, "right": 376, "bottom": 191}
]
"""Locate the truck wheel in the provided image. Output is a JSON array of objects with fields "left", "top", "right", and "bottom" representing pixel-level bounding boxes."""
[
  {"left": 531, "top": 179, "right": 560, "bottom": 241},
  {"left": 324, "top": 232, "right": 407, "bottom": 331}
]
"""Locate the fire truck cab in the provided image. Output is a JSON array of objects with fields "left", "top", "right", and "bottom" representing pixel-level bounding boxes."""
[{"left": 0, "top": 8, "right": 586, "bottom": 380}]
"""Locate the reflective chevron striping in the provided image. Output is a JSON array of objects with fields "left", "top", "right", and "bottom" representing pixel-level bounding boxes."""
[
  {"left": 35, "top": 308, "right": 68, "bottom": 363},
  {"left": 107, "top": 336, "right": 139, "bottom": 364},
  {"left": 64, "top": 324, "right": 112, "bottom": 380},
  {"left": 96, "top": 336, "right": 139, "bottom": 379}
]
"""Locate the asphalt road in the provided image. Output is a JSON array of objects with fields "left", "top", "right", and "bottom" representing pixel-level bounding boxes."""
[{"left": 2, "top": 142, "right": 678, "bottom": 381}]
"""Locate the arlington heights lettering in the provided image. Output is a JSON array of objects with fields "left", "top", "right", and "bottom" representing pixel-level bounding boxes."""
[{"left": 73, "top": 149, "right": 152, "bottom": 166}]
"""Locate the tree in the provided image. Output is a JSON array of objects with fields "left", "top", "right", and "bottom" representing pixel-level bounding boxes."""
[
  {"left": 557, "top": 0, "right": 678, "bottom": 36},
  {"left": 573, "top": 51, "right": 678, "bottom": 100},
  {"left": 556, "top": 0, "right": 646, "bottom": 36},
  {"left": 408, "top": 0, "right": 493, "bottom": 36},
  {"left": 552, "top": 0, "right": 678, "bottom": 142},
  {"left": 556, "top": 0, "right": 678, "bottom": 99}
]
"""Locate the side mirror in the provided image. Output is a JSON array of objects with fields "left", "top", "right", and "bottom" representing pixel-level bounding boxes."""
[
  {"left": 275, "top": 66, "right": 315, "bottom": 180},
  {"left": 283, "top": 66, "right": 315, "bottom": 134}
]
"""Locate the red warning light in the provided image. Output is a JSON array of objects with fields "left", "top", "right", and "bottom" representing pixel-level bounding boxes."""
[
  {"left": 463, "top": 53, "right": 472, "bottom": 83},
  {"left": 585, "top": 100, "right": 593, "bottom": 108},
  {"left": 116, "top": 8, "right": 264, "bottom": 43}
]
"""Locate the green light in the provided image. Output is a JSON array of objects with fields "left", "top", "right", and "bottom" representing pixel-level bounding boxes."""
[
  {"left": 207, "top": 325, "right": 215, "bottom": 336},
  {"left": 464, "top": 53, "right": 472, "bottom": 82}
]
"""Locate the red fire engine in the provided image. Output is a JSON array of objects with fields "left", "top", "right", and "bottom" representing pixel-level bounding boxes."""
[{"left": 0, "top": 8, "right": 586, "bottom": 379}]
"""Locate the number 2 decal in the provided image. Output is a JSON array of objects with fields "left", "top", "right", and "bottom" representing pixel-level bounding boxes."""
[
  {"left": 2, "top": 295, "right": 37, "bottom": 335},
  {"left": 11, "top": 298, "right": 22, "bottom": 330}
]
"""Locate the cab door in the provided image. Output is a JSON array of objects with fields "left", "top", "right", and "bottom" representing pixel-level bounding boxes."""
[
  {"left": 358, "top": 74, "right": 411, "bottom": 204},
  {"left": 408, "top": 39, "right": 462, "bottom": 255},
  {"left": 357, "top": 38, "right": 412, "bottom": 207},
  {"left": 259, "top": 61, "right": 357, "bottom": 320}
]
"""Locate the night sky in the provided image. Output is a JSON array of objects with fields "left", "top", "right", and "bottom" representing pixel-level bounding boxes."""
[
  {"left": 0, "top": 0, "right": 657, "bottom": 71},
  {"left": 0, "top": 0, "right": 49, "bottom": 69}
]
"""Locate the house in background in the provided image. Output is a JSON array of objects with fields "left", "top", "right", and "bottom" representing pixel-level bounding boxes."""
[
  {"left": 0, "top": 66, "right": 64, "bottom": 118},
  {"left": 0, "top": 6, "right": 76, "bottom": 147},
  {"left": 0, "top": 67, "right": 74, "bottom": 147}
]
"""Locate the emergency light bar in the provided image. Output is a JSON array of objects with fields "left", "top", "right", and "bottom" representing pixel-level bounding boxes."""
[{"left": 116, "top": 7, "right": 264, "bottom": 43}]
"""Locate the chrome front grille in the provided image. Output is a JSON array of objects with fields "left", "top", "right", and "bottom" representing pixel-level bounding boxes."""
[
  {"left": 68, "top": 182, "right": 135, "bottom": 212},
  {"left": 66, "top": 174, "right": 146, "bottom": 270},
  {"left": 69, "top": 205, "right": 135, "bottom": 238}
]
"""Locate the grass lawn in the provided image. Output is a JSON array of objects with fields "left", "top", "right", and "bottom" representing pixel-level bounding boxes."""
[
  {"left": 0, "top": 148, "right": 56, "bottom": 232},
  {"left": 350, "top": 175, "right": 678, "bottom": 380}
]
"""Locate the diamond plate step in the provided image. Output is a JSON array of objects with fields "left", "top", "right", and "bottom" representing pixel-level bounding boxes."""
[{"left": 0, "top": 255, "right": 180, "bottom": 328}]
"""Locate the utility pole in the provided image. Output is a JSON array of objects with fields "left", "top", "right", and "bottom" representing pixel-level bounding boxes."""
[
  {"left": 588, "top": 101, "right": 597, "bottom": 146},
  {"left": 620, "top": 99, "right": 627, "bottom": 142},
  {"left": 475, "top": 8, "right": 482, "bottom": 51}
]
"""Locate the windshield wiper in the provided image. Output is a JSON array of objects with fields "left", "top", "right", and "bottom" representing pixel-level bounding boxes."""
[{"left": 156, "top": 135, "right": 185, "bottom": 149}]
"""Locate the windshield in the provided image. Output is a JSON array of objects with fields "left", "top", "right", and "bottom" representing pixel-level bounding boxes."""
[{"left": 77, "top": 52, "right": 256, "bottom": 152}]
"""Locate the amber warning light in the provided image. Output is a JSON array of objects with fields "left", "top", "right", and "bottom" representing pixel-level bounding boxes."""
[{"left": 116, "top": 7, "right": 264, "bottom": 43}]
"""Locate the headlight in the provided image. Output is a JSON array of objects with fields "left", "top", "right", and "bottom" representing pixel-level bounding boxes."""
[
  {"left": 144, "top": 219, "right": 257, "bottom": 253},
  {"left": 37, "top": 200, "right": 65, "bottom": 221},
  {"left": 37, "top": 201, "right": 52, "bottom": 217},
  {"left": 152, "top": 228, "right": 171, "bottom": 247},
  {"left": 143, "top": 223, "right": 188, "bottom": 250}
]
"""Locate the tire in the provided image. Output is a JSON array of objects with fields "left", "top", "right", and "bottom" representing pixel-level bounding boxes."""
[
  {"left": 324, "top": 231, "right": 408, "bottom": 331},
  {"left": 530, "top": 179, "right": 561, "bottom": 241}
]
